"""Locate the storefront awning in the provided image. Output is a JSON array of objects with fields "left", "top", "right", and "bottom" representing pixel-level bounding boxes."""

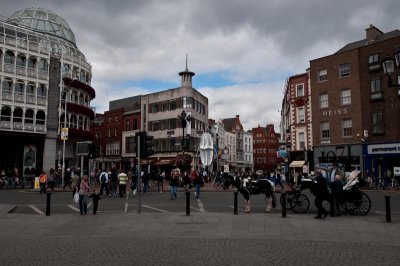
[
  {"left": 289, "top": 160, "right": 305, "bottom": 168},
  {"left": 153, "top": 159, "right": 174, "bottom": 166}
]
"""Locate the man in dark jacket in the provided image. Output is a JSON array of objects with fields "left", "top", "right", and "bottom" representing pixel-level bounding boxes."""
[{"left": 314, "top": 169, "right": 330, "bottom": 219}]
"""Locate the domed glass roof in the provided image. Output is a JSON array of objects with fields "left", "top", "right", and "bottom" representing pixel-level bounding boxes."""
[{"left": 7, "top": 7, "right": 76, "bottom": 44}]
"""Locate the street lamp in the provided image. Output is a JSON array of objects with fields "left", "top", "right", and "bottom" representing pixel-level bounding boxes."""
[
  {"left": 61, "top": 78, "right": 76, "bottom": 187},
  {"left": 382, "top": 51, "right": 400, "bottom": 88},
  {"left": 177, "top": 110, "right": 189, "bottom": 152}
]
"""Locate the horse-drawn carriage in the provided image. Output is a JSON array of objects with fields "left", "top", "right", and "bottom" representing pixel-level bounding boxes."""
[{"left": 281, "top": 170, "right": 371, "bottom": 215}]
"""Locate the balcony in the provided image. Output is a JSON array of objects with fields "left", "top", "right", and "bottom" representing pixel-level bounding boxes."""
[
  {"left": 25, "top": 123, "right": 34, "bottom": 131},
  {"left": 16, "top": 66, "right": 26, "bottom": 76},
  {"left": 13, "top": 122, "right": 23, "bottom": 130},
  {"left": 37, "top": 96, "right": 47, "bottom": 106},
  {"left": 0, "top": 121, "right": 11, "bottom": 129},
  {"left": 4, "top": 63, "right": 14, "bottom": 74},
  {"left": 27, "top": 68, "right": 37, "bottom": 78},
  {"left": 26, "top": 94, "right": 35, "bottom": 104}
]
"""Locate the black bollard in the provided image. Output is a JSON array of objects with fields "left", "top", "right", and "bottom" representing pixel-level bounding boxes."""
[
  {"left": 185, "top": 191, "right": 190, "bottom": 216},
  {"left": 281, "top": 191, "right": 286, "bottom": 218},
  {"left": 234, "top": 191, "right": 238, "bottom": 215},
  {"left": 46, "top": 191, "right": 51, "bottom": 216},
  {"left": 385, "top": 195, "right": 391, "bottom": 222}
]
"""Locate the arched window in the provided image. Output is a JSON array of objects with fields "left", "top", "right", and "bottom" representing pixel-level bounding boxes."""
[
  {"left": 37, "top": 84, "right": 47, "bottom": 97},
  {"left": 70, "top": 115, "right": 77, "bottom": 128},
  {"left": 13, "top": 107, "right": 23, "bottom": 123},
  {"left": 25, "top": 109, "right": 34, "bottom": 124},
  {"left": 80, "top": 71, "right": 85, "bottom": 82},
  {"left": 73, "top": 68, "right": 79, "bottom": 79},
  {"left": 26, "top": 83, "right": 35, "bottom": 94},
  {"left": 38, "top": 58, "right": 48, "bottom": 71},
  {"left": 78, "top": 116, "right": 84, "bottom": 129},
  {"left": 79, "top": 93, "right": 84, "bottom": 105},
  {"left": 71, "top": 91, "right": 78, "bottom": 103},
  {"left": 15, "top": 81, "right": 25, "bottom": 93},
  {"left": 4, "top": 51, "right": 15, "bottom": 64},
  {"left": 36, "top": 110, "right": 46, "bottom": 125},
  {"left": 1, "top": 106, "right": 12, "bottom": 121},
  {"left": 63, "top": 64, "right": 70, "bottom": 77},
  {"left": 2, "top": 79, "right": 13, "bottom": 92},
  {"left": 16, "top": 53, "right": 26, "bottom": 67},
  {"left": 28, "top": 56, "right": 37, "bottom": 68},
  {"left": 60, "top": 113, "right": 69, "bottom": 128}
]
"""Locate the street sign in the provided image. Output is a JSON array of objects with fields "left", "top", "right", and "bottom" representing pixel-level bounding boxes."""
[{"left": 61, "top": 128, "right": 68, "bottom": 140}]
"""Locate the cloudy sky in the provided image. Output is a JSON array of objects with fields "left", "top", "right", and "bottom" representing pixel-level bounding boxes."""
[{"left": 2, "top": 0, "right": 400, "bottom": 131}]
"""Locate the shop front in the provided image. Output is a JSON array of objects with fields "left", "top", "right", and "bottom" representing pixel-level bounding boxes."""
[{"left": 363, "top": 142, "right": 400, "bottom": 179}]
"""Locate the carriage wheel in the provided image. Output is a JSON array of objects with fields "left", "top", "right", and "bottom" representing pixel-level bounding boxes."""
[
  {"left": 279, "top": 192, "right": 294, "bottom": 209},
  {"left": 291, "top": 193, "right": 310, "bottom": 214},
  {"left": 353, "top": 192, "right": 371, "bottom": 215}
]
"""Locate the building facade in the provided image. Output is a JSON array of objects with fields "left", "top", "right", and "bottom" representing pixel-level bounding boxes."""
[
  {"left": 0, "top": 7, "right": 95, "bottom": 178},
  {"left": 310, "top": 25, "right": 400, "bottom": 178},
  {"left": 252, "top": 124, "right": 279, "bottom": 173},
  {"left": 92, "top": 65, "right": 209, "bottom": 174},
  {"left": 281, "top": 71, "right": 313, "bottom": 174}
]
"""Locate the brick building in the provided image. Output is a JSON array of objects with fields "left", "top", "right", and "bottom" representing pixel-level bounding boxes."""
[
  {"left": 252, "top": 124, "right": 279, "bottom": 173},
  {"left": 310, "top": 25, "right": 400, "bottom": 179}
]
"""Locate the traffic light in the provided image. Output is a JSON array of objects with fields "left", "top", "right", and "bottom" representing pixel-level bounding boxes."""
[
  {"left": 88, "top": 144, "right": 100, "bottom": 159},
  {"left": 143, "top": 132, "right": 154, "bottom": 158},
  {"left": 135, "top": 131, "right": 154, "bottom": 159}
]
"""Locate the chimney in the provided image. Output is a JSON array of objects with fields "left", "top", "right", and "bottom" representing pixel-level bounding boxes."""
[{"left": 365, "top": 24, "right": 383, "bottom": 42}]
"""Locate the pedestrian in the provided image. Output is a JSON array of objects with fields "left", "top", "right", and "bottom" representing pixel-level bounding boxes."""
[
  {"left": 39, "top": 171, "right": 47, "bottom": 194},
  {"left": 71, "top": 172, "right": 81, "bottom": 198},
  {"left": 142, "top": 171, "right": 148, "bottom": 193},
  {"left": 99, "top": 169, "right": 109, "bottom": 196},
  {"left": 130, "top": 170, "right": 138, "bottom": 197},
  {"left": 110, "top": 168, "right": 119, "bottom": 197},
  {"left": 313, "top": 169, "right": 330, "bottom": 219},
  {"left": 330, "top": 174, "right": 343, "bottom": 216},
  {"left": 89, "top": 188, "right": 101, "bottom": 214},
  {"left": 47, "top": 168, "right": 56, "bottom": 192},
  {"left": 78, "top": 175, "right": 90, "bottom": 215},
  {"left": 193, "top": 173, "right": 204, "bottom": 198},
  {"left": 118, "top": 170, "right": 128, "bottom": 198},
  {"left": 275, "top": 171, "right": 284, "bottom": 190},
  {"left": 182, "top": 171, "right": 191, "bottom": 192},
  {"left": 169, "top": 168, "right": 179, "bottom": 200},
  {"left": 63, "top": 168, "right": 72, "bottom": 190}
]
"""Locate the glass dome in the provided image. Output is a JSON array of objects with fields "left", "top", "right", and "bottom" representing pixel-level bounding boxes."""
[{"left": 7, "top": 7, "right": 76, "bottom": 45}]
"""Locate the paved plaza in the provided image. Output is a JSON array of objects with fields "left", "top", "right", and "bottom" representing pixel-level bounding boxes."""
[{"left": 0, "top": 202, "right": 399, "bottom": 266}]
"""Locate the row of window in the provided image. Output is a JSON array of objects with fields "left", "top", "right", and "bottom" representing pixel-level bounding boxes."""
[
  {"left": 1, "top": 50, "right": 48, "bottom": 70},
  {"left": 149, "top": 118, "right": 206, "bottom": 132},
  {"left": 0, "top": 106, "right": 45, "bottom": 123},
  {"left": 1, "top": 78, "right": 47, "bottom": 96},
  {"left": 318, "top": 63, "right": 350, "bottom": 82},
  {"left": 253, "top": 139, "right": 277, "bottom": 144},
  {"left": 150, "top": 96, "right": 206, "bottom": 115},
  {"left": 60, "top": 114, "right": 90, "bottom": 131},
  {"left": 254, "top": 157, "right": 276, "bottom": 164},
  {"left": 254, "top": 148, "right": 276, "bottom": 154},
  {"left": 320, "top": 112, "right": 384, "bottom": 140}
]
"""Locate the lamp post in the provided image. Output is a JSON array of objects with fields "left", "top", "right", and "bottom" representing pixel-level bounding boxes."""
[
  {"left": 178, "top": 110, "right": 188, "bottom": 153},
  {"left": 61, "top": 78, "right": 75, "bottom": 187},
  {"left": 382, "top": 51, "right": 400, "bottom": 88}
]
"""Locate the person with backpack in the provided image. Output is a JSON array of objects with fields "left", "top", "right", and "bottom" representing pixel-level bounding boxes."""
[
  {"left": 99, "top": 169, "right": 109, "bottom": 196},
  {"left": 193, "top": 174, "right": 204, "bottom": 199}
]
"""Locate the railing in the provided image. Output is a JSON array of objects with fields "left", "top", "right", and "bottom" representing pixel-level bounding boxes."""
[
  {"left": 2, "top": 91, "right": 12, "bottom": 101},
  {"left": 25, "top": 123, "right": 34, "bottom": 131},
  {"left": 26, "top": 94, "right": 35, "bottom": 104},
  {"left": 27, "top": 68, "right": 37, "bottom": 78},
  {"left": 0, "top": 121, "right": 11, "bottom": 129},
  {"left": 37, "top": 96, "right": 47, "bottom": 105},
  {"left": 13, "top": 122, "right": 23, "bottom": 130},
  {"left": 4, "top": 63, "right": 14, "bottom": 74},
  {"left": 5, "top": 36, "right": 16, "bottom": 46},
  {"left": 38, "top": 70, "right": 48, "bottom": 80},
  {"left": 36, "top": 124, "right": 46, "bottom": 132},
  {"left": 16, "top": 66, "right": 26, "bottom": 76},
  {"left": 14, "top": 92, "right": 25, "bottom": 102},
  {"left": 29, "top": 42, "right": 38, "bottom": 52}
]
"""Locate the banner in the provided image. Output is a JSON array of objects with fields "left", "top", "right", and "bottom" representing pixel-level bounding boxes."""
[{"left": 23, "top": 145, "right": 36, "bottom": 178}]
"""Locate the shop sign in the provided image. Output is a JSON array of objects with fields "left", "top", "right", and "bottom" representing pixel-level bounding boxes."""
[{"left": 367, "top": 143, "right": 400, "bottom": 155}]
